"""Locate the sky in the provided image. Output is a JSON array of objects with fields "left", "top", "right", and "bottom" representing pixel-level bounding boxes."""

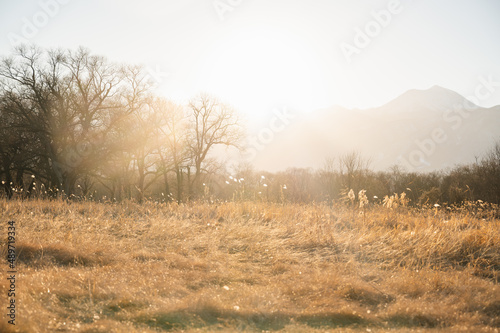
[{"left": 1, "top": 0, "right": 500, "bottom": 128}]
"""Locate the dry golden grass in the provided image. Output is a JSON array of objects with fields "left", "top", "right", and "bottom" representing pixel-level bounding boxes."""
[{"left": 0, "top": 199, "right": 499, "bottom": 332}]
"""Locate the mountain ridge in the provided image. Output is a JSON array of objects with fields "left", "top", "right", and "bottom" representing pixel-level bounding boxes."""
[{"left": 251, "top": 86, "right": 500, "bottom": 172}]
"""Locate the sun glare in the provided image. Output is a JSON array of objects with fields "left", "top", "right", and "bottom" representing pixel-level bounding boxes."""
[{"left": 196, "top": 27, "right": 326, "bottom": 114}]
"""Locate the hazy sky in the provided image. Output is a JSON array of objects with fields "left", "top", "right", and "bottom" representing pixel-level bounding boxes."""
[{"left": 1, "top": 0, "right": 500, "bottom": 125}]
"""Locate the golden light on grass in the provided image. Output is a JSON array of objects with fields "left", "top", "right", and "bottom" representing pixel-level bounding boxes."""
[{"left": 0, "top": 199, "right": 499, "bottom": 332}]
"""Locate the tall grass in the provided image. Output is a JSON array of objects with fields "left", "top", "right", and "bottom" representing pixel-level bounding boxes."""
[{"left": 0, "top": 199, "right": 499, "bottom": 332}]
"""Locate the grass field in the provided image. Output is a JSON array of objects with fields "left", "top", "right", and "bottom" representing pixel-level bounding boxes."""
[{"left": 1, "top": 199, "right": 499, "bottom": 332}]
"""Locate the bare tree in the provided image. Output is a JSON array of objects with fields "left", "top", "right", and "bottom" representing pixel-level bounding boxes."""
[
  {"left": 150, "top": 98, "right": 189, "bottom": 203},
  {"left": 187, "top": 94, "right": 243, "bottom": 198},
  {"left": 320, "top": 157, "right": 338, "bottom": 200},
  {"left": 0, "top": 94, "right": 42, "bottom": 198},
  {"left": 479, "top": 141, "right": 500, "bottom": 203},
  {"left": 0, "top": 46, "right": 70, "bottom": 194},
  {"left": 0, "top": 46, "right": 146, "bottom": 197},
  {"left": 338, "top": 151, "right": 371, "bottom": 191}
]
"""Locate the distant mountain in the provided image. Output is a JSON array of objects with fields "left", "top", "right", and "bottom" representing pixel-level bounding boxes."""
[
  {"left": 379, "top": 85, "right": 476, "bottom": 112},
  {"left": 252, "top": 86, "right": 500, "bottom": 172}
]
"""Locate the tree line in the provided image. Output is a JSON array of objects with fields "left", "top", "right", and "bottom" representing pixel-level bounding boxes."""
[
  {"left": 0, "top": 45, "right": 242, "bottom": 202},
  {"left": 1, "top": 46, "right": 499, "bottom": 206},
  {"left": 215, "top": 149, "right": 500, "bottom": 207}
]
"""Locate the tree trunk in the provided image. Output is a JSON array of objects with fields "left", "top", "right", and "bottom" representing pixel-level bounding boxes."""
[
  {"left": 3, "top": 168, "right": 13, "bottom": 199},
  {"left": 163, "top": 171, "right": 171, "bottom": 202},
  {"left": 176, "top": 167, "right": 182, "bottom": 204}
]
